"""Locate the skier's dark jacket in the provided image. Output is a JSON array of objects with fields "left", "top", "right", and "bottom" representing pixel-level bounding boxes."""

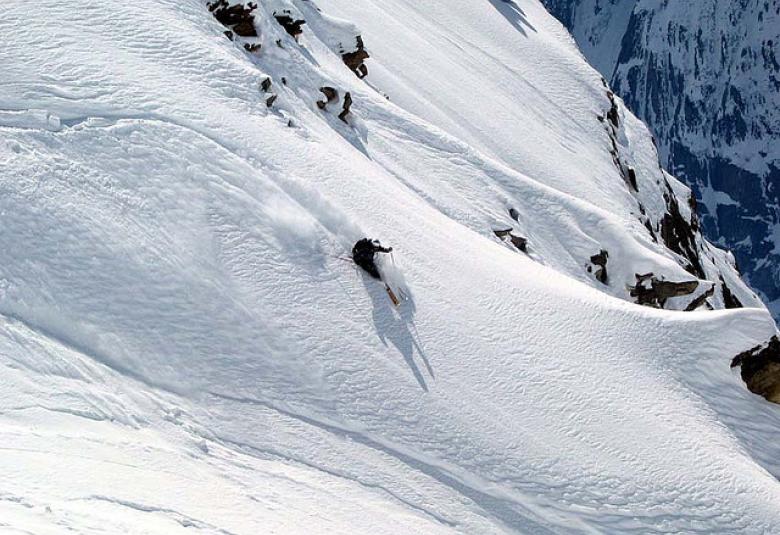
[{"left": 352, "top": 238, "right": 392, "bottom": 279}]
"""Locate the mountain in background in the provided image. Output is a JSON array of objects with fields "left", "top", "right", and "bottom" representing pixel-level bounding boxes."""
[
  {"left": 541, "top": 0, "right": 780, "bottom": 317},
  {"left": 2, "top": 0, "right": 780, "bottom": 532}
]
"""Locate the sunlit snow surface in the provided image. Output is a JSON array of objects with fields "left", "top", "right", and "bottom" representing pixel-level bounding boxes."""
[{"left": 1, "top": 0, "right": 780, "bottom": 533}]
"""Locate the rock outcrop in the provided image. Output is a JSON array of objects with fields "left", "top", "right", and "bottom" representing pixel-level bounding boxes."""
[
  {"left": 721, "top": 276, "right": 744, "bottom": 309},
  {"left": 732, "top": 337, "right": 780, "bottom": 404},
  {"left": 660, "top": 181, "right": 705, "bottom": 279},
  {"left": 493, "top": 228, "right": 528, "bottom": 253},
  {"left": 274, "top": 11, "right": 305, "bottom": 39},
  {"left": 588, "top": 249, "right": 609, "bottom": 285},
  {"left": 209, "top": 1, "right": 258, "bottom": 37},
  {"left": 342, "top": 36, "right": 370, "bottom": 79},
  {"left": 338, "top": 92, "right": 353, "bottom": 123},
  {"left": 629, "top": 273, "right": 698, "bottom": 308},
  {"left": 317, "top": 86, "right": 338, "bottom": 110}
]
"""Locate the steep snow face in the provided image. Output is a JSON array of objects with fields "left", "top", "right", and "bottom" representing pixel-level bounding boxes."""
[
  {"left": 540, "top": 0, "right": 635, "bottom": 76},
  {"left": 541, "top": 0, "right": 780, "bottom": 316},
  {"left": 2, "top": 0, "right": 780, "bottom": 533}
]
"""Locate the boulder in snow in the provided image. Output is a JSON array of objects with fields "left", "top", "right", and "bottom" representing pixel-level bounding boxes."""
[
  {"left": 589, "top": 249, "right": 609, "bottom": 285},
  {"left": 209, "top": 1, "right": 258, "bottom": 37},
  {"left": 732, "top": 337, "right": 780, "bottom": 404},
  {"left": 317, "top": 86, "right": 338, "bottom": 109},
  {"left": 274, "top": 11, "right": 306, "bottom": 39},
  {"left": 342, "top": 36, "right": 370, "bottom": 79},
  {"left": 493, "top": 228, "right": 528, "bottom": 253},
  {"left": 338, "top": 92, "right": 353, "bottom": 123},
  {"left": 629, "top": 273, "right": 699, "bottom": 308}
]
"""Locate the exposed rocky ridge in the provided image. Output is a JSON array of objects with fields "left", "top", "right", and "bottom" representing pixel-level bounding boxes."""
[
  {"left": 593, "top": 81, "right": 746, "bottom": 311},
  {"left": 629, "top": 273, "right": 699, "bottom": 309},
  {"left": 541, "top": 0, "right": 780, "bottom": 317}
]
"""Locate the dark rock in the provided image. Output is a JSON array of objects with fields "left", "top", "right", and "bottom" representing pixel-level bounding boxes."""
[
  {"left": 660, "top": 180, "right": 706, "bottom": 278},
  {"left": 275, "top": 14, "right": 305, "bottom": 39},
  {"left": 643, "top": 218, "right": 658, "bottom": 242},
  {"left": 589, "top": 249, "right": 609, "bottom": 284},
  {"left": 508, "top": 207, "right": 520, "bottom": 221},
  {"left": 223, "top": 30, "right": 234, "bottom": 41},
  {"left": 342, "top": 36, "right": 370, "bottom": 78},
  {"left": 590, "top": 250, "right": 608, "bottom": 266},
  {"left": 211, "top": 2, "right": 254, "bottom": 26},
  {"left": 684, "top": 283, "right": 715, "bottom": 311},
  {"left": 317, "top": 86, "right": 338, "bottom": 110},
  {"left": 261, "top": 77, "right": 272, "bottom": 92},
  {"left": 626, "top": 166, "right": 638, "bottom": 191},
  {"left": 244, "top": 43, "right": 261, "bottom": 53},
  {"left": 629, "top": 273, "right": 698, "bottom": 308},
  {"left": 652, "top": 279, "right": 699, "bottom": 299},
  {"left": 720, "top": 276, "right": 744, "bottom": 309},
  {"left": 493, "top": 228, "right": 528, "bottom": 253},
  {"left": 281, "top": 77, "right": 287, "bottom": 85},
  {"left": 266, "top": 94, "right": 278, "bottom": 108},
  {"left": 600, "top": 97, "right": 637, "bottom": 194},
  {"left": 233, "top": 20, "right": 257, "bottom": 37},
  {"left": 338, "top": 92, "right": 353, "bottom": 123},
  {"left": 509, "top": 234, "right": 528, "bottom": 253},
  {"left": 209, "top": 1, "right": 257, "bottom": 37},
  {"left": 606, "top": 91, "right": 619, "bottom": 128},
  {"left": 731, "top": 336, "right": 780, "bottom": 404}
]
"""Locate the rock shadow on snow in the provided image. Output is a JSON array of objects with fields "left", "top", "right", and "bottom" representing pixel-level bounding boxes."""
[
  {"left": 488, "top": 0, "right": 537, "bottom": 36},
  {"left": 362, "top": 275, "right": 433, "bottom": 392}
]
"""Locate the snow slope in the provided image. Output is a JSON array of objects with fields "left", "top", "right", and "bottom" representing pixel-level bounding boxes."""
[
  {"left": 1, "top": 0, "right": 780, "bottom": 533},
  {"left": 541, "top": 0, "right": 780, "bottom": 317}
]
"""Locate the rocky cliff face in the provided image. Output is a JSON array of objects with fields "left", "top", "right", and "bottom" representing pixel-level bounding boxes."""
[{"left": 542, "top": 0, "right": 780, "bottom": 316}]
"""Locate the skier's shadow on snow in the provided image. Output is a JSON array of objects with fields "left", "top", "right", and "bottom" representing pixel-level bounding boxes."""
[
  {"left": 363, "top": 276, "right": 433, "bottom": 392},
  {"left": 488, "top": 0, "right": 537, "bottom": 36}
]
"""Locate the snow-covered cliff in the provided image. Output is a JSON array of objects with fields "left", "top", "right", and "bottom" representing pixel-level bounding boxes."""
[
  {"left": 542, "top": 0, "right": 780, "bottom": 316},
  {"left": 1, "top": 0, "right": 780, "bottom": 533}
]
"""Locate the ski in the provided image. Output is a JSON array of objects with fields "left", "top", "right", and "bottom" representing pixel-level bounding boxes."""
[{"left": 385, "top": 284, "right": 401, "bottom": 306}]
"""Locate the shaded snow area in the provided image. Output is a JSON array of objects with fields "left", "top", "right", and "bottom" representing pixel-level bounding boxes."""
[{"left": 2, "top": 0, "right": 780, "bottom": 533}]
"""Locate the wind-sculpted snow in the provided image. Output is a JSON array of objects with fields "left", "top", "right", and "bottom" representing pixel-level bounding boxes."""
[{"left": 1, "top": 0, "right": 780, "bottom": 533}]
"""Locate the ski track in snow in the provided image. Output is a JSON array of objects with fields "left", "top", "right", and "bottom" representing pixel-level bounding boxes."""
[{"left": 1, "top": 0, "right": 780, "bottom": 533}]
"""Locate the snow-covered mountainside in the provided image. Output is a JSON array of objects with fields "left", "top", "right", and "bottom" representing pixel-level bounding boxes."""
[
  {"left": 2, "top": 0, "right": 780, "bottom": 532},
  {"left": 541, "top": 0, "right": 780, "bottom": 316}
]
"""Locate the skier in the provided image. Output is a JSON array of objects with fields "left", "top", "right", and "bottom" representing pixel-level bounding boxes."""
[{"left": 352, "top": 238, "right": 392, "bottom": 279}]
